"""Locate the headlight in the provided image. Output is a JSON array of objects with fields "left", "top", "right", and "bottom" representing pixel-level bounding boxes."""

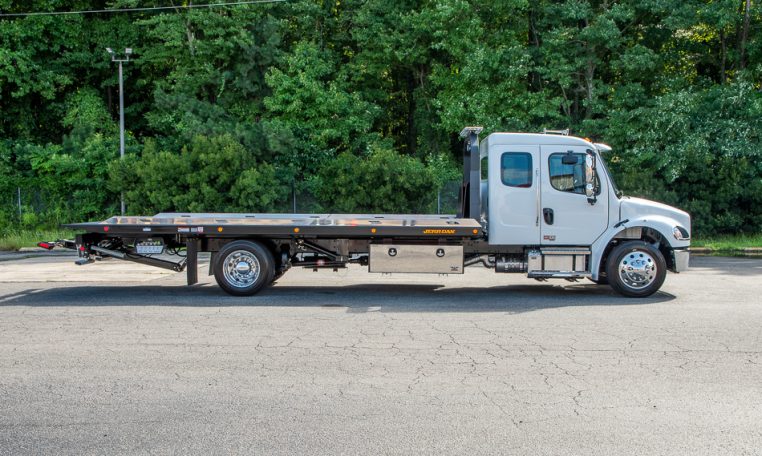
[{"left": 673, "top": 226, "right": 690, "bottom": 240}]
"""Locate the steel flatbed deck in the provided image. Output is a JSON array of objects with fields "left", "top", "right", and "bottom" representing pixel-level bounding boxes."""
[{"left": 65, "top": 212, "right": 484, "bottom": 238}]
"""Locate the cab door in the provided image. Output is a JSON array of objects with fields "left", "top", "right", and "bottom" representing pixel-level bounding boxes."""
[
  {"left": 487, "top": 145, "right": 541, "bottom": 245},
  {"left": 540, "top": 145, "right": 608, "bottom": 245}
]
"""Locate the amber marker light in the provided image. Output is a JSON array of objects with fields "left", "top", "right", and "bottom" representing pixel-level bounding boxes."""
[
  {"left": 294, "top": 227, "right": 300, "bottom": 233},
  {"left": 371, "top": 228, "right": 377, "bottom": 234},
  {"left": 472, "top": 229, "right": 478, "bottom": 234},
  {"left": 217, "top": 227, "right": 223, "bottom": 233}
]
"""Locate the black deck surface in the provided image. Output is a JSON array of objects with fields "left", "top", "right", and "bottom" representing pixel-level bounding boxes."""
[{"left": 65, "top": 213, "right": 484, "bottom": 238}]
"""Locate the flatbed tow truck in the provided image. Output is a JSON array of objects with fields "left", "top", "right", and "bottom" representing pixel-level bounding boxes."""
[{"left": 40, "top": 127, "right": 691, "bottom": 297}]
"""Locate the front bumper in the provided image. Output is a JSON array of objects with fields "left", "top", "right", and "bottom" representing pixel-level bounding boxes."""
[{"left": 672, "top": 249, "right": 690, "bottom": 272}]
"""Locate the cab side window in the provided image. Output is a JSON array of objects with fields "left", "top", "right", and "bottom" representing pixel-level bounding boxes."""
[
  {"left": 501, "top": 152, "right": 532, "bottom": 188},
  {"left": 548, "top": 153, "right": 586, "bottom": 194}
]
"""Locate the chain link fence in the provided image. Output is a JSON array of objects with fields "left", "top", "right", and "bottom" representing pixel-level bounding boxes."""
[
  {"left": 1, "top": 187, "right": 43, "bottom": 224},
  {"left": 2, "top": 180, "right": 463, "bottom": 230},
  {"left": 1, "top": 186, "right": 64, "bottom": 232},
  {"left": 283, "top": 180, "right": 461, "bottom": 214}
]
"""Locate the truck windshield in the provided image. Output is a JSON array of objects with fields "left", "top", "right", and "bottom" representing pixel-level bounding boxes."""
[{"left": 597, "top": 152, "right": 622, "bottom": 198}]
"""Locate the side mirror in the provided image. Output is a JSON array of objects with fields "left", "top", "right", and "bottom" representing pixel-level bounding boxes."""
[
  {"left": 561, "top": 151, "right": 578, "bottom": 165},
  {"left": 585, "top": 151, "right": 597, "bottom": 205}
]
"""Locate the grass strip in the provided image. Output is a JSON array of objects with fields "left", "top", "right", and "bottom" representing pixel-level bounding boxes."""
[
  {"left": 691, "top": 234, "right": 762, "bottom": 251},
  {"left": 0, "top": 229, "right": 77, "bottom": 251}
]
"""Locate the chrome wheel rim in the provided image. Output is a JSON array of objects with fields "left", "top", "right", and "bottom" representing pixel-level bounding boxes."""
[
  {"left": 618, "top": 250, "right": 657, "bottom": 290},
  {"left": 222, "top": 250, "right": 261, "bottom": 288}
]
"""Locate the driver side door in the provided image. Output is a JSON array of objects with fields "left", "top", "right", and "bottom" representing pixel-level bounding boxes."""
[{"left": 540, "top": 146, "right": 608, "bottom": 245}]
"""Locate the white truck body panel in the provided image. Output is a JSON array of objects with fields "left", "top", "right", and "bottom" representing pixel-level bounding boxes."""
[{"left": 486, "top": 142, "right": 540, "bottom": 245}]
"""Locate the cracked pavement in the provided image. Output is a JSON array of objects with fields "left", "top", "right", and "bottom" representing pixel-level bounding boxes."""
[{"left": 0, "top": 254, "right": 761, "bottom": 454}]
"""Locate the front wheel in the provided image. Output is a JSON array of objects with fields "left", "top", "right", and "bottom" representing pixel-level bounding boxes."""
[
  {"left": 214, "top": 240, "right": 275, "bottom": 296},
  {"left": 605, "top": 241, "right": 666, "bottom": 297}
]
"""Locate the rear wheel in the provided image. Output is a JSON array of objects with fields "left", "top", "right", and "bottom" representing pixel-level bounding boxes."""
[
  {"left": 605, "top": 241, "right": 666, "bottom": 297},
  {"left": 214, "top": 240, "right": 274, "bottom": 296}
]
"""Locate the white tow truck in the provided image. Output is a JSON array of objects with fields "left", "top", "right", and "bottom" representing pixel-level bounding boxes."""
[{"left": 41, "top": 127, "right": 690, "bottom": 297}]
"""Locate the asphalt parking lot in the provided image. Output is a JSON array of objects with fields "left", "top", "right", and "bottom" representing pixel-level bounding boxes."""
[{"left": 0, "top": 253, "right": 760, "bottom": 455}]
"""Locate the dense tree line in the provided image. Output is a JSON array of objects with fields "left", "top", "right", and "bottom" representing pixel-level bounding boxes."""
[{"left": 0, "top": 0, "right": 760, "bottom": 235}]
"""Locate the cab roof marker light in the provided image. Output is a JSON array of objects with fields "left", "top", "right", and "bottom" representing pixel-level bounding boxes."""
[{"left": 595, "top": 143, "right": 612, "bottom": 153}]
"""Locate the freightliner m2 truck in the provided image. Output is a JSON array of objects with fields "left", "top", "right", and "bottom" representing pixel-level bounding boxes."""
[{"left": 40, "top": 127, "right": 691, "bottom": 297}]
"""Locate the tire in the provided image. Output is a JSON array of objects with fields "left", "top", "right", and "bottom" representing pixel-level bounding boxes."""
[
  {"left": 214, "top": 240, "right": 275, "bottom": 296},
  {"left": 606, "top": 240, "right": 666, "bottom": 297}
]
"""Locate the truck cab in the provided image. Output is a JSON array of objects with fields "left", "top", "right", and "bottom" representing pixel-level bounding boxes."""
[{"left": 470, "top": 128, "right": 691, "bottom": 296}]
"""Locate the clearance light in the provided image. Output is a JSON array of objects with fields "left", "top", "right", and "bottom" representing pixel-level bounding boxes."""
[
  {"left": 294, "top": 227, "right": 300, "bottom": 233},
  {"left": 217, "top": 227, "right": 223, "bottom": 233}
]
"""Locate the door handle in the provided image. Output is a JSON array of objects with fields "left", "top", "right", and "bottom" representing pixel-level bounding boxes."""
[{"left": 543, "top": 208, "right": 554, "bottom": 225}]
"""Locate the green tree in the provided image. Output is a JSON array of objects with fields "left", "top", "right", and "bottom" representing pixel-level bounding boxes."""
[
  {"left": 123, "top": 134, "right": 288, "bottom": 214},
  {"left": 314, "top": 146, "right": 438, "bottom": 213},
  {"left": 607, "top": 80, "right": 762, "bottom": 235},
  {"left": 0, "top": 0, "right": 760, "bottom": 235}
]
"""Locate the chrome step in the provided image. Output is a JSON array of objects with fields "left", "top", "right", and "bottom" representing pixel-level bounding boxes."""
[
  {"left": 527, "top": 271, "right": 591, "bottom": 279},
  {"left": 540, "top": 247, "right": 591, "bottom": 255}
]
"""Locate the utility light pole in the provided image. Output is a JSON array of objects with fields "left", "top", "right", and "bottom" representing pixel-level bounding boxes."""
[{"left": 107, "top": 47, "right": 132, "bottom": 216}]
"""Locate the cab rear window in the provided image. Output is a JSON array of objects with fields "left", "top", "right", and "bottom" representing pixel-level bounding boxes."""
[{"left": 501, "top": 152, "right": 532, "bottom": 188}]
